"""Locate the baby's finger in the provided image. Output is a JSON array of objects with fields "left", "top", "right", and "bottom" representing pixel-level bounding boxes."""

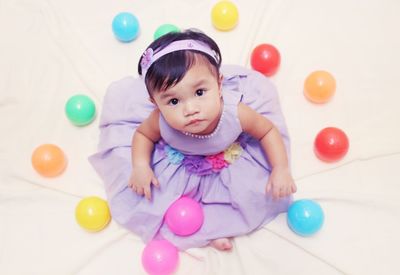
[
  {"left": 277, "top": 187, "right": 286, "bottom": 198},
  {"left": 277, "top": 188, "right": 285, "bottom": 198},
  {"left": 265, "top": 182, "right": 272, "bottom": 194},
  {"left": 291, "top": 184, "right": 297, "bottom": 193},
  {"left": 284, "top": 186, "right": 292, "bottom": 197},
  {"left": 272, "top": 187, "right": 280, "bottom": 199},
  {"left": 152, "top": 177, "right": 160, "bottom": 188},
  {"left": 136, "top": 187, "right": 144, "bottom": 196},
  {"left": 144, "top": 185, "right": 152, "bottom": 200}
]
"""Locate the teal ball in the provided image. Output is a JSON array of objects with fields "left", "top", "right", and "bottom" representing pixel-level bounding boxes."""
[{"left": 65, "top": 94, "right": 96, "bottom": 126}]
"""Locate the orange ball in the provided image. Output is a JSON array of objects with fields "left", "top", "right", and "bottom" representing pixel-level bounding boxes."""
[
  {"left": 304, "top": 71, "right": 336, "bottom": 103},
  {"left": 31, "top": 144, "right": 67, "bottom": 177}
]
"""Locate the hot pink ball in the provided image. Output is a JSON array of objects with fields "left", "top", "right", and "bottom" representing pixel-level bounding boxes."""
[
  {"left": 165, "top": 197, "right": 204, "bottom": 236},
  {"left": 141, "top": 239, "right": 179, "bottom": 275}
]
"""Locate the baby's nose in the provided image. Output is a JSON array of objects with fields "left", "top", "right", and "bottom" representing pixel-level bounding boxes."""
[{"left": 184, "top": 101, "right": 199, "bottom": 116}]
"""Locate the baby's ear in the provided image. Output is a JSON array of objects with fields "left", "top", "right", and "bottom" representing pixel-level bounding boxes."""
[
  {"left": 218, "top": 74, "right": 224, "bottom": 88},
  {"left": 218, "top": 74, "right": 224, "bottom": 96}
]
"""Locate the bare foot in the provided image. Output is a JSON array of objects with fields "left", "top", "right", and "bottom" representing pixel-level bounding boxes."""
[{"left": 210, "top": 238, "right": 233, "bottom": 251}]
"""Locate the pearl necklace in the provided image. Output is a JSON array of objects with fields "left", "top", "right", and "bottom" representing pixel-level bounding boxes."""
[{"left": 182, "top": 110, "right": 224, "bottom": 139}]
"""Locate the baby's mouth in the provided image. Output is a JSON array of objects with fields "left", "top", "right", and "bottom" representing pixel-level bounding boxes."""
[{"left": 186, "top": 119, "right": 204, "bottom": 126}]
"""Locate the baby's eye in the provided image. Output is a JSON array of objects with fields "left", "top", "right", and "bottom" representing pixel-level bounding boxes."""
[
  {"left": 168, "top": 98, "right": 179, "bottom": 105},
  {"left": 195, "top": 89, "right": 205, "bottom": 96}
]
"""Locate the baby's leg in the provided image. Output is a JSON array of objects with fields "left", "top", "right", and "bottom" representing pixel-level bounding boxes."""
[
  {"left": 159, "top": 201, "right": 253, "bottom": 251},
  {"left": 210, "top": 238, "right": 233, "bottom": 251}
]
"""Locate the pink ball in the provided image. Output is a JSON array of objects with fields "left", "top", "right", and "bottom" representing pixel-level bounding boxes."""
[
  {"left": 165, "top": 197, "right": 204, "bottom": 236},
  {"left": 142, "top": 239, "right": 179, "bottom": 275}
]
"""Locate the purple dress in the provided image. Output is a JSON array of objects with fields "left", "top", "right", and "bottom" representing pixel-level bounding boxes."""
[{"left": 89, "top": 65, "right": 292, "bottom": 250}]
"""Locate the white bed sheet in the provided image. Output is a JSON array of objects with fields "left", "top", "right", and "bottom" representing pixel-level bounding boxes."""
[{"left": 1, "top": 0, "right": 400, "bottom": 274}]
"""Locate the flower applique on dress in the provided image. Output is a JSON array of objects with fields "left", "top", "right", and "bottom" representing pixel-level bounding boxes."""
[{"left": 159, "top": 141, "right": 244, "bottom": 175}]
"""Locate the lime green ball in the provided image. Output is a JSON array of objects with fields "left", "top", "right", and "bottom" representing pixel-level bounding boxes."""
[
  {"left": 154, "top": 24, "right": 180, "bottom": 40},
  {"left": 65, "top": 94, "right": 96, "bottom": 126}
]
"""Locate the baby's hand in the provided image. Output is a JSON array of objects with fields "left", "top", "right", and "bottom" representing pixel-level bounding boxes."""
[
  {"left": 128, "top": 164, "right": 159, "bottom": 200},
  {"left": 266, "top": 166, "right": 297, "bottom": 199}
]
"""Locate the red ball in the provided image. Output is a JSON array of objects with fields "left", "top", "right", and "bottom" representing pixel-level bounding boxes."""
[
  {"left": 250, "top": 44, "right": 281, "bottom": 76},
  {"left": 314, "top": 127, "right": 349, "bottom": 162}
]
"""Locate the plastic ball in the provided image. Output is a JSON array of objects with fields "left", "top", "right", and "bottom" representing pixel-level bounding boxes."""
[
  {"left": 250, "top": 44, "right": 281, "bottom": 76},
  {"left": 112, "top": 12, "right": 140, "bottom": 42},
  {"left": 287, "top": 199, "right": 324, "bottom": 236},
  {"left": 31, "top": 144, "right": 67, "bottom": 177},
  {"left": 65, "top": 94, "right": 96, "bottom": 126},
  {"left": 314, "top": 127, "right": 349, "bottom": 162},
  {"left": 165, "top": 197, "right": 204, "bottom": 236},
  {"left": 154, "top": 24, "right": 180, "bottom": 40},
  {"left": 304, "top": 71, "right": 336, "bottom": 103},
  {"left": 75, "top": 196, "right": 111, "bottom": 232},
  {"left": 211, "top": 1, "right": 239, "bottom": 31},
  {"left": 142, "top": 239, "right": 179, "bottom": 275}
]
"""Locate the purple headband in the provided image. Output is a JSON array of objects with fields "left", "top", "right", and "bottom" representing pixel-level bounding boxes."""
[{"left": 140, "top": 39, "right": 218, "bottom": 79}]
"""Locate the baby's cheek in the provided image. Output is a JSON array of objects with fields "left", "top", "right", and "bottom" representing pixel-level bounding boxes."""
[{"left": 165, "top": 116, "right": 184, "bottom": 131}]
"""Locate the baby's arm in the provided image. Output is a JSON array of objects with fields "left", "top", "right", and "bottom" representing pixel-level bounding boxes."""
[
  {"left": 238, "top": 103, "right": 297, "bottom": 199},
  {"left": 129, "top": 109, "right": 161, "bottom": 200}
]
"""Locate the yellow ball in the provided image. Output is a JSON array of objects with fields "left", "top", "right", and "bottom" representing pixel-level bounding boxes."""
[
  {"left": 75, "top": 196, "right": 111, "bottom": 232},
  {"left": 211, "top": 1, "right": 239, "bottom": 31}
]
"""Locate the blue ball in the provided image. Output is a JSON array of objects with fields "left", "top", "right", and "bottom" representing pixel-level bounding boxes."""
[
  {"left": 287, "top": 199, "right": 324, "bottom": 236},
  {"left": 112, "top": 12, "right": 140, "bottom": 42}
]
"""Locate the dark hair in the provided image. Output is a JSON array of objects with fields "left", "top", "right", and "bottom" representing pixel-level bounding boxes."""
[{"left": 138, "top": 29, "right": 222, "bottom": 95}]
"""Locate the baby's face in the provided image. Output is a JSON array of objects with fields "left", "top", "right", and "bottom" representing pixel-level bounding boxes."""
[{"left": 152, "top": 61, "right": 222, "bottom": 135}]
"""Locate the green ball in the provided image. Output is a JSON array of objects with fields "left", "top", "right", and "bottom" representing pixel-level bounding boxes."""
[
  {"left": 65, "top": 94, "right": 96, "bottom": 126},
  {"left": 154, "top": 24, "right": 180, "bottom": 40}
]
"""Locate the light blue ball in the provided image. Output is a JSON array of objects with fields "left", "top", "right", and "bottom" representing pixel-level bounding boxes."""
[
  {"left": 287, "top": 199, "right": 324, "bottom": 236},
  {"left": 112, "top": 12, "right": 140, "bottom": 42}
]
